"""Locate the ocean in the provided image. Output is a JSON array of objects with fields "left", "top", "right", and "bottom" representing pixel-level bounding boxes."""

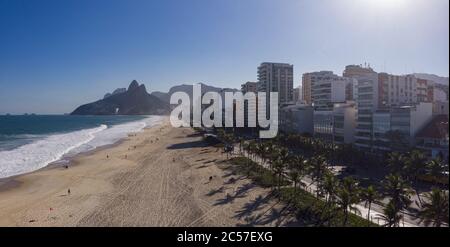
[{"left": 0, "top": 115, "right": 163, "bottom": 178}]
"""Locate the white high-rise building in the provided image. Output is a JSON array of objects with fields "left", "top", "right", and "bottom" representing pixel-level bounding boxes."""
[
  {"left": 309, "top": 71, "right": 347, "bottom": 111},
  {"left": 343, "top": 65, "right": 379, "bottom": 150}
]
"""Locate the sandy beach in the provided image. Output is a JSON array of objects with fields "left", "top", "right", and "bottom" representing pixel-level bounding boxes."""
[{"left": 0, "top": 119, "right": 296, "bottom": 227}]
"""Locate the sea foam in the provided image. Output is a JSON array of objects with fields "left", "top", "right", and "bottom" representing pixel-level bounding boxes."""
[{"left": 0, "top": 116, "right": 163, "bottom": 178}]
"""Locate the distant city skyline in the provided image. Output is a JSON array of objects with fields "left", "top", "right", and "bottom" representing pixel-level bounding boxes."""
[{"left": 0, "top": 0, "right": 448, "bottom": 114}]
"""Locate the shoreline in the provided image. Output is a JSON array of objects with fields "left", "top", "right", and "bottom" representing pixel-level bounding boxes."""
[
  {"left": 0, "top": 116, "right": 164, "bottom": 185},
  {"left": 0, "top": 119, "right": 293, "bottom": 226}
]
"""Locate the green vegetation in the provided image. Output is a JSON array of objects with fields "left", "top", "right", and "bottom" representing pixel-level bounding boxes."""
[
  {"left": 279, "top": 187, "right": 377, "bottom": 227},
  {"left": 228, "top": 157, "right": 290, "bottom": 188},
  {"left": 228, "top": 156, "right": 376, "bottom": 227},
  {"left": 211, "top": 128, "right": 449, "bottom": 227}
]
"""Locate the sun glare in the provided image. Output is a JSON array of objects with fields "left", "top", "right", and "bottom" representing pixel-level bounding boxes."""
[{"left": 366, "top": 0, "right": 407, "bottom": 10}]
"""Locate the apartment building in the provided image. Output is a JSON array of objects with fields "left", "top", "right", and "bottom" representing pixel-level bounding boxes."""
[
  {"left": 343, "top": 65, "right": 379, "bottom": 150},
  {"left": 333, "top": 102, "right": 357, "bottom": 144},
  {"left": 370, "top": 102, "right": 433, "bottom": 152},
  {"left": 279, "top": 104, "right": 313, "bottom": 135},
  {"left": 415, "top": 114, "right": 449, "bottom": 160},
  {"left": 241, "top": 81, "right": 257, "bottom": 93},
  {"left": 302, "top": 73, "right": 312, "bottom": 105},
  {"left": 313, "top": 102, "right": 356, "bottom": 144},
  {"left": 240, "top": 82, "right": 258, "bottom": 128},
  {"left": 372, "top": 110, "right": 392, "bottom": 152},
  {"left": 257, "top": 62, "right": 294, "bottom": 117},
  {"left": 293, "top": 86, "right": 303, "bottom": 103},
  {"left": 390, "top": 102, "right": 433, "bottom": 146},
  {"left": 308, "top": 71, "right": 347, "bottom": 111}
]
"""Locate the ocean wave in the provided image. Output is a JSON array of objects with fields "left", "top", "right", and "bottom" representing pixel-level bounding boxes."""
[{"left": 0, "top": 116, "right": 163, "bottom": 178}]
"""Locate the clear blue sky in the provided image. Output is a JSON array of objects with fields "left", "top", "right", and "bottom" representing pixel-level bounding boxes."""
[{"left": 0, "top": 0, "right": 448, "bottom": 114}]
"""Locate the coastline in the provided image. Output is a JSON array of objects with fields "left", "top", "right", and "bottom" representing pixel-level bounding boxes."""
[
  {"left": 0, "top": 115, "right": 163, "bottom": 181},
  {"left": 0, "top": 119, "right": 294, "bottom": 226}
]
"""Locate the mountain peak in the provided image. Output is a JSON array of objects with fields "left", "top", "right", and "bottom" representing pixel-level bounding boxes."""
[{"left": 128, "top": 80, "right": 140, "bottom": 91}]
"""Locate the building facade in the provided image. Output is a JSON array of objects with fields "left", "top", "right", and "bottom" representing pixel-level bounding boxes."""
[
  {"left": 313, "top": 102, "right": 356, "bottom": 144},
  {"left": 415, "top": 114, "right": 449, "bottom": 160},
  {"left": 279, "top": 104, "right": 313, "bottom": 135},
  {"left": 307, "top": 71, "right": 347, "bottom": 111},
  {"left": 293, "top": 86, "right": 303, "bottom": 103},
  {"left": 302, "top": 73, "right": 312, "bottom": 105},
  {"left": 257, "top": 62, "right": 294, "bottom": 117},
  {"left": 241, "top": 81, "right": 257, "bottom": 93},
  {"left": 345, "top": 65, "right": 379, "bottom": 150}
]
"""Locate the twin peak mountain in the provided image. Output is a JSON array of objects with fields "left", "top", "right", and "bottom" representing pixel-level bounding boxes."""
[
  {"left": 70, "top": 80, "right": 238, "bottom": 115},
  {"left": 71, "top": 80, "right": 169, "bottom": 115}
]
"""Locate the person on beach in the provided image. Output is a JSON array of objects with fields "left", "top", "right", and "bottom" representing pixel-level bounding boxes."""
[{"left": 67, "top": 189, "right": 71, "bottom": 195}]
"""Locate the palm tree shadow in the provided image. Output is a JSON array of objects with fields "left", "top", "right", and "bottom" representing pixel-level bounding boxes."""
[
  {"left": 206, "top": 186, "right": 225, "bottom": 196},
  {"left": 213, "top": 183, "right": 255, "bottom": 206},
  {"left": 196, "top": 164, "right": 210, "bottom": 169},
  {"left": 167, "top": 140, "right": 210, "bottom": 149},
  {"left": 234, "top": 194, "right": 272, "bottom": 221},
  {"left": 247, "top": 203, "right": 296, "bottom": 226}
]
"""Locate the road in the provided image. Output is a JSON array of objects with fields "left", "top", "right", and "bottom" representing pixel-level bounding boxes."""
[{"left": 233, "top": 145, "right": 421, "bottom": 227}]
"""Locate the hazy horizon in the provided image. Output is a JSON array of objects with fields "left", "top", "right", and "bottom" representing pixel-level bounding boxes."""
[{"left": 1, "top": 0, "right": 449, "bottom": 114}]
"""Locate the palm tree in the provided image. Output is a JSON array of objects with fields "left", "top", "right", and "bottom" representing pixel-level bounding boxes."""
[
  {"left": 417, "top": 188, "right": 449, "bottom": 227},
  {"left": 403, "top": 150, "right": 428, "bottom": 205},
  {"left": 426, "top": 158, "right": 447, "bottom": 186},
  {"left": 404, "top": 150, "right": 427, "bottom": 180},
  {"left": 287, "top": 155, "right": 307, "bottom": 194},
  {"left": 309, "top": 155, "right": 327, "bottom": 198},
  {"left": 272, "top": 147, "right": 289, "bottom": 191},
  {"left": 335, "top": 177, "right": 361, "bottom": 226},
  {"left": 386, "top": 130, "right": 408, "bottom": 152},
  {"left": 386, "top": 152, "right": 405, "bottom": 175},
  {"left": 322, "top": 171, "right": 338, "bottom": 205},
  {"left": 361, "top": 185, "right": 381, "bottom": 225},
  {"left": 382, "top": 174, "right": 413, "bottom": 215},
  {"left": 377, "top": 199, "right": 403, "bottom": 227}
]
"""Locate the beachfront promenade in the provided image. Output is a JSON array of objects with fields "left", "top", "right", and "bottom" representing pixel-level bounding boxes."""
[{"left": 234, "top": 143, "right": 420, "bottom": 227}]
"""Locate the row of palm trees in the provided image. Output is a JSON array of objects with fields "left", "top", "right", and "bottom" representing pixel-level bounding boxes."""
[{"left": 211, "top": 129, "right": 448, "bottom": 227}]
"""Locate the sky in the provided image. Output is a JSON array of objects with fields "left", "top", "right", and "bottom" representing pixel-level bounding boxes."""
[{"left": 0, "top": 0, "right": 448, "bottom": 114}]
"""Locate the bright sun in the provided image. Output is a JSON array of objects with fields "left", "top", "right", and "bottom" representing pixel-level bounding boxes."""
[{"left": 366, "top": 0, "right": 407, "bottom": 9}]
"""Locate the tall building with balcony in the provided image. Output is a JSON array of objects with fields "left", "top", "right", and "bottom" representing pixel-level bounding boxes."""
[
  {"left": 308, "top": 71, "right": 351, "bottom": 143},
  {"left": 343, "top": 64, "right": 379, "bottom": 150},
  {"left": 379, "top": 73, "right": 437, "bottom": 107},
  {"left": 257, "top": 62, "right": 294, "bottom": 116},
  {"left": 308, "top": 71, "right": 347, "bottom": 110},
  {"left": 384, "top": 74, "right": 418, "bottom": 106}
]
